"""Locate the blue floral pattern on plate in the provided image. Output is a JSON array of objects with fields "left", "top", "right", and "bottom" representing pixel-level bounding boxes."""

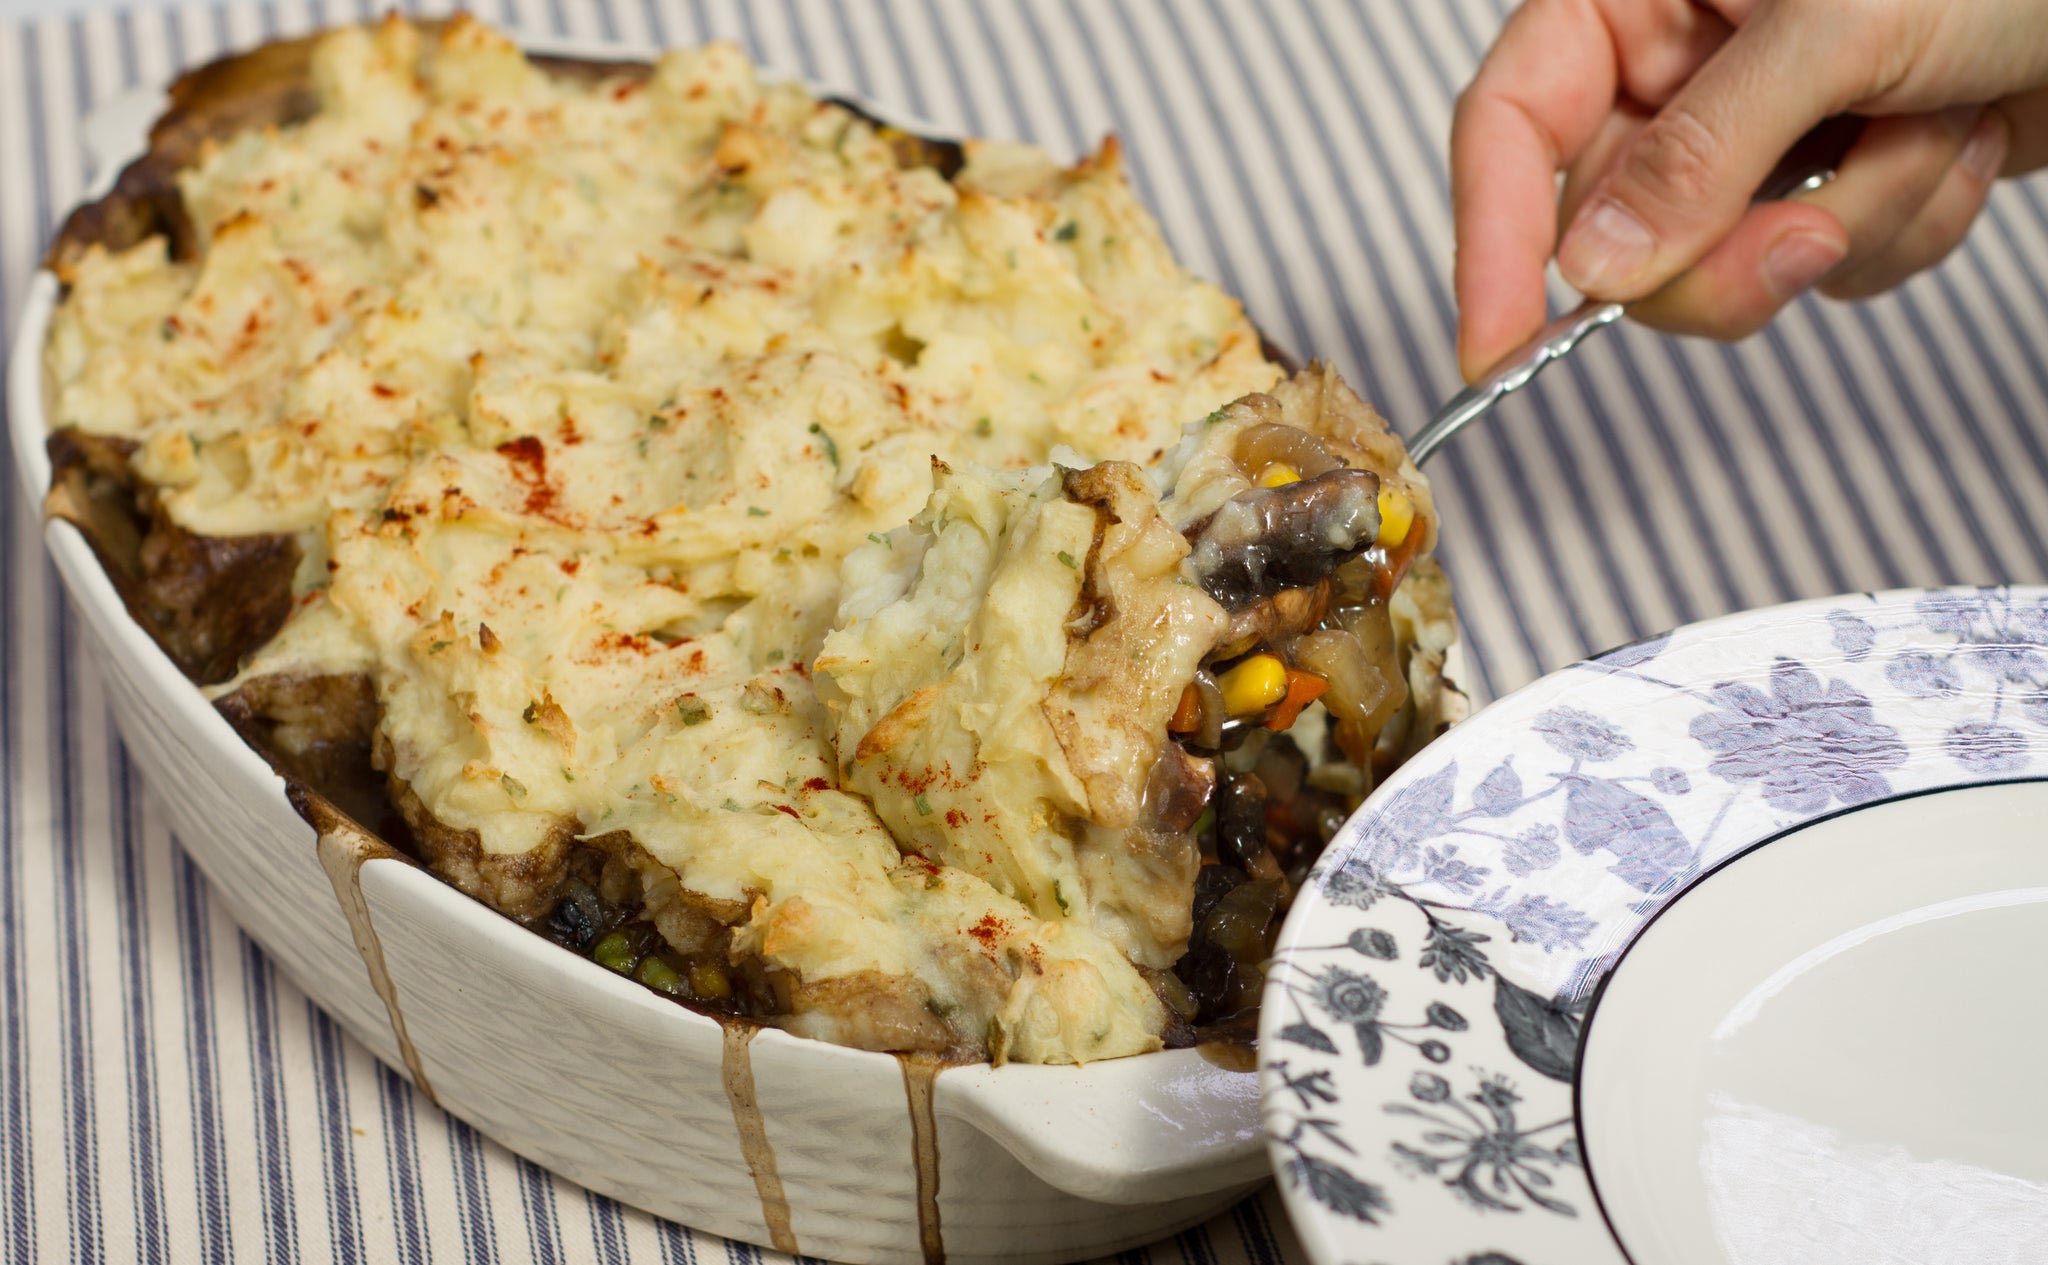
[{"left": 1260, "top": 588, "right": 2048, "bottom": 1265}]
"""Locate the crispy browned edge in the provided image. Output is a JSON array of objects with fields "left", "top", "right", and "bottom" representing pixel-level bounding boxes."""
[{"left": 41, "top": 22, "right": 972, "bottom": 273}]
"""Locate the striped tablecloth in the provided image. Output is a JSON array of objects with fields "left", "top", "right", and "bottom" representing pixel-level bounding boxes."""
[{"left": 5, "top": 1, "right": 2047, "bottom": 1262}]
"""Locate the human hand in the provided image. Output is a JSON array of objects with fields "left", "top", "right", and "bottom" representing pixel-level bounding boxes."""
[{"left": 1451, "top": 0, "right": 2048, "bottom": 382}]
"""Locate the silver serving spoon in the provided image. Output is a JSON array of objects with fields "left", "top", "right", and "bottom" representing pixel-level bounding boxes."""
[{"left": 1407, "top": 115, "right": 1867, "bottom": 466}]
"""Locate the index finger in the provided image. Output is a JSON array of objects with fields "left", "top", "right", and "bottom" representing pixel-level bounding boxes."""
[{"left": 1451, "top": 0, "right": 1732, "bottom": 380}]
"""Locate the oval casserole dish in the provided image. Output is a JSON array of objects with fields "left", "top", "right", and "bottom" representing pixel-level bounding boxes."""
[{"left": 6, "top": 26, "right": 1282, "bottom": 1265}]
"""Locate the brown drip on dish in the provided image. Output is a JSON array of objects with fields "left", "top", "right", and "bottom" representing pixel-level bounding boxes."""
[
  {"left": 301, "top": 794, "right": 439, "bottom": 1106},
  {"left": 719, "top": 1023, "right": 799, "bottom": 1255},
  {"left": 897, "top": 1054, "right": 946, "bottom": 1265}
]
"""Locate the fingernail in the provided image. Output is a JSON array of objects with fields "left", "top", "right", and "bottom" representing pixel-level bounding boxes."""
[
  {"left": 1762, "top": 230, "right": 1848, "bottom": 302},
  {"left": 1558, "top": 198, "right": 1656, "bottom": 296},
  {"left": 1959, "top": 114, "right": 2008, "bottom": 182}
]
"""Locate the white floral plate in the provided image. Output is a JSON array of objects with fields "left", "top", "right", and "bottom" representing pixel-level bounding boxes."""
[{"left": 1259, "top": 587, "right": 2048, "bottom": 1265}]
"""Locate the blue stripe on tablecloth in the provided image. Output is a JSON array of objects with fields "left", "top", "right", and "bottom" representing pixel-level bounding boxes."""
[
  {"left": 163, "top": 5, "right": 192, "bottom": 94},
  {"left": 1236, "top": 1192, "right": 1289, "bottom": 1265},
  {"left": 656, "top": 1215, "right": 697, "bottom": 1265},
  {"left": 1778, "top": 305, "right": 1961, "bottom": 580},
  {"left": 244, "top": 941, "right": 304, "bottom": 1265},
  {"left": 1966, "top": 209, "right": 2048, "bottom": 444},
  {"left": 987, "top": 4, "right": 1086, "bottom": 159},
  {"left": 1842, "top": 299, "right": 2016, "bottom": 570},
  {"left": 0, "top": 25, "right": 26, "bottom": 1262},
  {"left": 375, "top": 1066, "right": 432, "bottom": 1265},
  {"left": 1759, "top": 323, "right": 1904, "bottom": 582},
  {"left": 682, "top": 0, "right": 714, "bottom": 47},
  {"left": 589, "top": 1192, "right": 631, "bottom": 1265},
  {"left": 903, "top": 0, "right": 978, "bottom": 135},
  {"left": 1242, "top": 0, "right": 1531, "bottom": 690},
  {"left": 28, "top": 25, "right": 111, "bottom": 1265},
  {"left": 1231, "top": 0, "right": 1538, "bottom": 690},
  {"left": 868, "top": 4, "right": 933, "bottom": 126},
  {"left": 922, "top": 2, "right": 1012, "bottom": 142},
  {"left": 4, "top": 3, "right": 2048, "bottom": 1263},
  {"left": 1053, "top": 1, "right": 1251, "bottom": 320},
  {"left": 1897, "top": 288, "right": 2048, "bottom": 574},
  {"left": 1328, "top": 0, "right": 1581, "bottom": 672},
  {"left": 310, "top": 1006, "right": 367, "bottom": 1264},
  {"left": 516, "top": 1156, "right": 566, "bottom": 1265},
  {"left": 115, "top": 750, "right": 171, "bottom": 1265},
  {"left": 728, "top": 3, "right": 772, "bottom": 80},
  {"left": 450, "top": 1118, "right": 503, "bottom": 1265},
  {"left": 175, "top": 852, "right": 236, "bottom": 1261},
  {"left": 115, "top": 7, "right": 140, "bottom": 82}
]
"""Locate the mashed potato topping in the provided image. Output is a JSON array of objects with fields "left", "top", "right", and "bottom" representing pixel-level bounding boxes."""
[
  {"left": 44, "top": 16, "right": 1452, "bottom": 1063},
  {"left": 820, "top": 458, "right": 1228, "bottom": 974}
]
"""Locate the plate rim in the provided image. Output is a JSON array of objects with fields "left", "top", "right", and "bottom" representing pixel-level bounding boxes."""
[{"left": 1260, "top": 584, "right": 2048, "bottom": 1265}]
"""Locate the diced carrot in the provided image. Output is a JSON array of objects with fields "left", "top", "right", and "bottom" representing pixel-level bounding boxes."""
[
  {"left": 1168, "top": 681, "right": 1202, "bottom": 733},
  {"left": 1374, "top": 524, "right": 1426, "bottom": 602},
  {"left": 1264, "top": 668, "right": 1329, "bottom": 732}
]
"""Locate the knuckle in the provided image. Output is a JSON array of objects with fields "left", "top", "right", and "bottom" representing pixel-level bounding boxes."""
[{"left": 1619, "top": 106, "right": 1726, "bottom": 214}]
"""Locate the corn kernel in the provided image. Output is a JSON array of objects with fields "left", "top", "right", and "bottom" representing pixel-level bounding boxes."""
[
  {"left": 688, "top": 961, "right": 734, "bottom": 1002},
  {"left": 1377, "top": 483, "right": 1414, "bottom": 548},
  {"left": 1256, "top": 462, "right": 1301, "bottom": 488},
  {"left": 1218, "top": 653, "right": 1289, "bottom": 717}
]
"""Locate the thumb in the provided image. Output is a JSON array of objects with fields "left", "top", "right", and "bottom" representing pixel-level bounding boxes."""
[{"left": 1555, "top": 0, "right": 1871, "bottom": 301}]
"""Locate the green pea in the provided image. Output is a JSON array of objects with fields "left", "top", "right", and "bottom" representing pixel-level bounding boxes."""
[
  {"left": 592, "top": 932, "right": 636, "bottom": 974},
  {"left": 637, "top": 957, "right": 686, "bottom": 995}
]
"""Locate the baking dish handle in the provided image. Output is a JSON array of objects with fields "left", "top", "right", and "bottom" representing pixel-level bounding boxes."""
[{"left": 937, "top": 1051, "right": 1272, "bottom": 1205}]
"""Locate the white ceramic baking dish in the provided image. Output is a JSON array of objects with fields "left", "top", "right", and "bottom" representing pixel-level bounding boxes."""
[{"left": 5, "top": 58, "right": 1272, "bottom": 1265}]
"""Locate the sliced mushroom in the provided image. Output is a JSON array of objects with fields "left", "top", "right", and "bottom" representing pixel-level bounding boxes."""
[
  {"left": 1140, "top": 741, "right": 1217, "bottom": 834},
  {"left": 1187, "top": 468, "right": 1381, "bottom": 609},
  {"left": 1214, "top": 578, "right": 1331, "bottom": 660}
]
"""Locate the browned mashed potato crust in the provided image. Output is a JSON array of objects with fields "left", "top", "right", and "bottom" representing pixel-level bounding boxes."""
[{"left": 42, "top": 15, "right": 1461, "bottom": 1064}]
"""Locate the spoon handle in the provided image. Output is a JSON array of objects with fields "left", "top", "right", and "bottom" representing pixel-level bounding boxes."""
[
  {"left": 1407, "top": 113, "right": 1869, "bottom": 468},
  {"left": 1406, "top": 297, "right": 1624, "bottom": 467}
]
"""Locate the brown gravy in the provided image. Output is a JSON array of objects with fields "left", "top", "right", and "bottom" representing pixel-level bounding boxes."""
[
  {"left": 1195, "top": 1036, "right": 1258, "bottom": 1073},
  {"left": 720, "top": 1023, "right": 799, "bottom": 1254},
  {"left": 897, "top": 1055, "right": 947, "bottom": 1265},
  {"left": 307, "top": 806, "right": 439, "bottom": 1106}
]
